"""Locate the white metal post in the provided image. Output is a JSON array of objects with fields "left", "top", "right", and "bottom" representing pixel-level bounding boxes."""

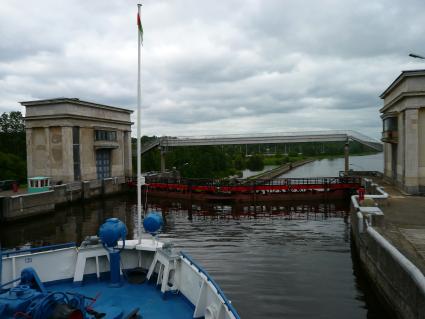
[{"left": 137, "top": 3, "right": 142, "bottom": 244}]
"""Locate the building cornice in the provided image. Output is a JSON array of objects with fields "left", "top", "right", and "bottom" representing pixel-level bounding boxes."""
[
  {"left": 380, "top": 69, "right": 425, "bottom": 99},
  {"left": 25, "top": 114, "right": 133, "bottom": 126},
  {"left": 20, "top": 98, "right": 134, "bottom": 114},
  {"left": 379, "top": 91, "right": 425, "bottom": 113},
  {"left": 380, "top": 111, "right": 399, "bottom": 119}
]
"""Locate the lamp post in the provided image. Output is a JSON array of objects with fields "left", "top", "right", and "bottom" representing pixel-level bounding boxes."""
[{"left": 409, "top": 53, "right": 425, "bottom": 60}]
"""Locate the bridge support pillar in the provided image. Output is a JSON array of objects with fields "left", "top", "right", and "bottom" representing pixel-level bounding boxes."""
[
  {"left": 160, "top": 150, "right": 166, "bottom": 172},
  {"left": 344, "top": 142, "right": 349, "bottom": 174}
]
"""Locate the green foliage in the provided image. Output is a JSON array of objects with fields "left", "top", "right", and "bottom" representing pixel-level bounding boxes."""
[
  {"left": 0, "top": 111, "right": 25, "bottom": 133},
  {"left": 233, "top": 154, "right": 246, "bottom": 170},
  {"left": 246, "top": 154, "right": 264, "bottom": 171},
  {"left": 0, "top": 152, "right": 26, "bottom": 181},
  {"left": 166, "top": 146, "right": 231, "bottom": 178},
  {"left": 0, "top": 111, "right": 26, "bottom": 181},
  {"left": 0, "top": 111, "right": 26, "bottom": 159}
]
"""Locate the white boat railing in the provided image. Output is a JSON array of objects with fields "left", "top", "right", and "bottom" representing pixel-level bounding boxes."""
[{"left": 180, "top": 251, "right": 240, "bottom": 319}]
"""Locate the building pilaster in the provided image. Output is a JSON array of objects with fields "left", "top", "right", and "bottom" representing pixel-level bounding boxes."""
[{"left": 404, "top": 108, "right": 419, "bottom": 193}]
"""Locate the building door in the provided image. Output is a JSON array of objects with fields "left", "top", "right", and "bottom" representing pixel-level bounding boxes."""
[{"left": 96, "top": 149, "right": 111, "bottom": 179}]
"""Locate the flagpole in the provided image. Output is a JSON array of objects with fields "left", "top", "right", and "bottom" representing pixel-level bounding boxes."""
[{"left": 137, "top": 3, "right": 142, "bottom": 245}]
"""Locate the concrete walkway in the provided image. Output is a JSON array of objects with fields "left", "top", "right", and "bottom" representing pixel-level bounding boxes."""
[
  {"left": 0, "top": 187, "right": 28, "bottom": 196},
  {"left": 247, "top": 159, "right": 314, "bottom": 180},
  {"left": 373, "top": 178, "right": 425, "bottom": 274}
]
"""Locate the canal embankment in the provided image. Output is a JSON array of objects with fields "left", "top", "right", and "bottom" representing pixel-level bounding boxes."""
[
  {"left": 0, "top": 177, "right": 128, "bottom": 221},
  {"left": 247, "top": 159, "right": 314, "bottom": 180},
  {"left": 351, "top": 176, "right": 425, "bottom": 319}
]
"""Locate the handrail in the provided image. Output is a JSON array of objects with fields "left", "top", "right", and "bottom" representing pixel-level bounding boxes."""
[
  {"left": 1, "top": 242, "right": 76, "bottom": 257},
  {"left": 367, "top": 226, "right": 425, "bottom": 295},
  {"left": 180, "top": 251, "right": 241, "bottom": 319}
]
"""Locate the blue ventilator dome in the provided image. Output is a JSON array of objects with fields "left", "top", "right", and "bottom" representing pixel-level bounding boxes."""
[
  {"left": 99, "top": 218, "right": 127, "bottom": 248},
  {"left": 143, "top": 212, "right": 163, "bottom": 235}
]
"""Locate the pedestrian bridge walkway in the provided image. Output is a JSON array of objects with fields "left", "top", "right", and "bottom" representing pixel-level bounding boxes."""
[{"left": 140, "top": 130, "right": 382, "bottom": 154}]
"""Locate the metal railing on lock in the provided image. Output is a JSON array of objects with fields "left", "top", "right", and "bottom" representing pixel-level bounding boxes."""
[{"left": 145, "top": 176, "right": 362, "bottom": 192}]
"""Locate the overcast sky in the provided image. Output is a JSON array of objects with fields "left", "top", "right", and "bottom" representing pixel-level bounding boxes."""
[{"left": 1, "top": 0, "right": 425, "bottom": 139}]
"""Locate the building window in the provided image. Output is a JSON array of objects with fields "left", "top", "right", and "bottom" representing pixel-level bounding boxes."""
[
  {"left": 96, "top": 149, "right": 111, "bottom": 179},
  {"left": 383, "top": 117, "right": 398, "bottom": 131},
  {"left": 95, "top": 130, "right": 117, "bottom": 141},
  {"left": 73, "top": 126, "right": 81, "bottom": 181}
]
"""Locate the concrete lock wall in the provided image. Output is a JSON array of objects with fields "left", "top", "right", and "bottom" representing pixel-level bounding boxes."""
[
  {"left": 1, "top": 178, "right": 128, "bottom": 221},
  {"left": 351, "top": 197, "right": 425, "bottom": 319},
  {"left": 2, "top": 191, "right": 56, "bottom": 221}
]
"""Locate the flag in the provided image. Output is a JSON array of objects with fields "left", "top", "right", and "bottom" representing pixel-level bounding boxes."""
[{"left": 137, "top": 12, "right": 143, "bottom": 45}]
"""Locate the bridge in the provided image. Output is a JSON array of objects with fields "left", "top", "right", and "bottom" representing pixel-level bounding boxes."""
[
  {"left": 139, "top": 130, "right": 382, "bottom": 171},
  {"left": 141, "top": 130, "right": 382, "bottom": 153}
]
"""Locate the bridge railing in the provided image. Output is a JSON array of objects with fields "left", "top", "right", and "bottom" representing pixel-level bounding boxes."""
[
  {"left": 172, "top": 130, "right": 362, "bottom": 140},
  {"left": 138, "top": 130, "right": 382, "bottom": 154},
  {"left": 140, "top": 138, "right": 160, "bottom": 154}
]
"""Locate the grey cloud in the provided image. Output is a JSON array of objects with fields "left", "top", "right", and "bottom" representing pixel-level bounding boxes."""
[{"left": 1, "top": 0, "right": 423, "bottom": 140}]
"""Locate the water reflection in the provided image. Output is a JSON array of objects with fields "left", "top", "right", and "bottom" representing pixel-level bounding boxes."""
[
  {"left": 0, "top": 195, "right": 349, "bottom": 249},
  {"left": 0, "top": 197, "right": 135, "bottom": 248}
]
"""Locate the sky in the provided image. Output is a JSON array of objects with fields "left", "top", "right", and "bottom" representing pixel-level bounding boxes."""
[{"left": 1, "top": 0, "right": 425, "bottom": 139}]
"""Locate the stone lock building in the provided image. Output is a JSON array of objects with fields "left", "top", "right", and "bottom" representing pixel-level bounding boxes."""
[
  {"left": 380, "top": 70, "right": 425, "bottom": 194},
  {"left": 22, "top": 98, "right": 133, "bottom": 183}
]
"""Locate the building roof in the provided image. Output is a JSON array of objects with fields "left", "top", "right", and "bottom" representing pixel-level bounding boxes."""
[
  {"left": 380, "top": 69, "right": 425, "bottom": 99},
  {"left": 20, "top": 98, "right": 134, "bottom": 113}
]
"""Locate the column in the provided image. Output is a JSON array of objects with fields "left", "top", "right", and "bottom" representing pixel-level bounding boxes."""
[
  {"left": 160, "top": 149, "right": 166, "bottom": 172},
  {"left": 26, "top": 128, "right": 33, "bottom": 178},
  {"left": 344, "top": 142, "right": 349, "bottom": 174},
  {"left": 44, "top": 127, "right": 51, "bottom": 177},
  {"left": 123, "top": 131, "right": 132, "bottom": 177},
  {"left": 404, "top": 109, "right": 419, "bottom": 193},
  {"left": 61, "top": 127, "right": 74, "bottom": 183},
  {"left": 397, "top": 113, "right": 404, "bottom": 184}
]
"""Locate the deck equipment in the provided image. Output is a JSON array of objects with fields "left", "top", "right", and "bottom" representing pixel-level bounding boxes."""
[
  {"left": 99, "top": 218, "right": 127, "bottom": 287},
  {"left": 143, "top": 212, "right": 163, "bottom": 235}
]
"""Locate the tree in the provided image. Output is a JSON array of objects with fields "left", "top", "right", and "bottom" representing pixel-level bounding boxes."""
[
  {"left": 234, "top": 154, "right": 246, "bottom": 170},
  {"left": 0, "top": 111, "right": 25, "bottom": 133},
  {"left": 0, "top": 152, "right": 26, "bottom": 181},
  {"left": 246, "top": 154, "right": 264, "bottom": 171},
  {"left": 0, "top": 111, "right": 27, "bottom": 181}
]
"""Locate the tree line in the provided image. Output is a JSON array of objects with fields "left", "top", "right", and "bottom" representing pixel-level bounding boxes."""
[{"left": 0, "top": 111, "right": 26, "bottom": 181}]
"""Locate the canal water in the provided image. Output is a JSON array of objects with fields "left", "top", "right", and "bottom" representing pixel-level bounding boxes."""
[
  {"left": 0, "top": 153, "right": 391, "bottom": 318},
  {"left": 280, "top": 153, "right": 384, "bottom": 178}
]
